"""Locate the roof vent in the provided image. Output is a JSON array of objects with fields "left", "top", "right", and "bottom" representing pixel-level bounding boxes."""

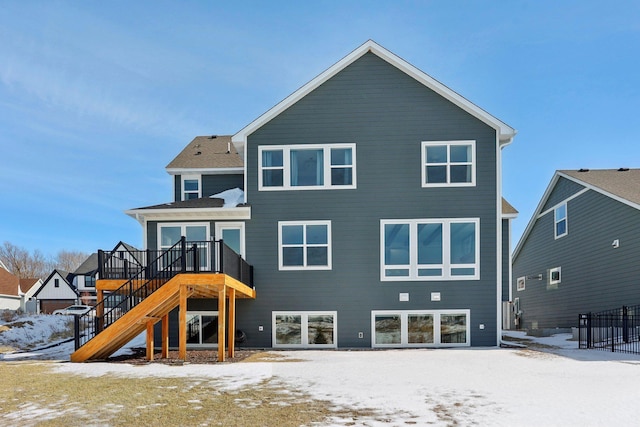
[
  {"left": 578, "top": 168, "right": 589, "bottom": 172},
  {"left": 618, "top": 167, "right": 630, "bottom": 172},
  {"left": 209, "top": 135, "right": 217, "bottom": 139},
  {"left": 195, "top": 151, "right": 202, "bottom": 156}
]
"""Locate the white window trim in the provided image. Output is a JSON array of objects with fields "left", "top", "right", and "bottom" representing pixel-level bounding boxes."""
[
  {"left": 258, "top": 143, "right": 356, "bottom": 191},
  {"left": 215, "top": 222, "right": 245, "bottom": 258},
  {"left": 554, "top": 203, "right": 568, "bottom": 239},
  {"left": 181, "top": 174, "right": 202, "bottom": 200},
  {"left": 371, "top": 310, "right": 471, "bottom": 348},
  {"left": 421, "top": 140, "right": 476, "bottom": 187},
  {"left": 549, "top": 267, "right": 561, "bottom": 285},
  {"left": 186, "top": 311, "right": 219, "bottom": 348},
  {"left": 272, "top": 311, "right": 338, "bottom": 348},
  {"left": 380, "top": 218, "right": 480, "bottom": 281},
  {"left": 516, "top": 276, "right": 526, "bottom": 291},
  {"left": 278, "top": 220, "right": 332, "bottom": 270}
]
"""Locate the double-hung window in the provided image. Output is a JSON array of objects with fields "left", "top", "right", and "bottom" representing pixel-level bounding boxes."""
[
  {"left": 381, "top": 218, "right": 479, "bottom": 280},
  {"left": 182, "top": 175, "right": 201, "bottom": 200},
  {"left": 259, "top": 144, "right": 356, "bottom": 190},
  {"left": 554, "top": 204, "right": 567, "bottom": 239},
  {"left": 422, "top": 141, "right": 475, "bottom": 187},
  {"left": 279, "top": 221, "right": 331, "bottom": 270}
]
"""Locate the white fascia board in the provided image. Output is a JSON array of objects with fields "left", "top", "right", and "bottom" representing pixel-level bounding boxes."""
[
  {"left": 125, "top": 206, "right": 251, "bottom": 223},
  {"left": 166, "top": 167, "right": 244, "bottom": 176},
  {"left": 556, "top": 171, "right": 640, "bottom": 212},
  {"left": 232, "top": 40, "right": 516, "bottom": 145}
]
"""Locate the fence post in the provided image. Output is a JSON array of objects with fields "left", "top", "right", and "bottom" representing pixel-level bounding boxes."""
[
  {"left": 98, "top": 250, "right": 104, "bottom": 279},
  {"left": 623, "top": 305, "right": 629, "bottom": 343},
  {"left": 74, "top": 315, "right": 80, "bottom": 350},
  {"left": 586, "top": 313, "right": 592, "bottom": 349},
  {"left": 180, "top": 236, "right": 187, "bottom": 272},
  {"left": 192, "top": 243, "right": 199, "bottom": 273},
  {"left": 219, "top": 239, "right": 224, "bottom": 274}
]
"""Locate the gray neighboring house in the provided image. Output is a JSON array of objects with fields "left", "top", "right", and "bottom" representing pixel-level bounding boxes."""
[
  {"left": 126, "top": 40, "right": 517, "bottom": 349},
  {"left": 512, "top": 168, "right": 640, "bottom": 332}
]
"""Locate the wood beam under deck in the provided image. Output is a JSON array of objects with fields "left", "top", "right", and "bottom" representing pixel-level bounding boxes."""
[{"left": 73, "top": 273, "right": 254, "bottom": 363}]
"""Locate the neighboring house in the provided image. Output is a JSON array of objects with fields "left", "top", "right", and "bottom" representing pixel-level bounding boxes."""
[
  {"left": 512, "top": 168, "right": 640, "bottom": 332},
  {"left": 122, "top": 40, "right": 517, "bottom": 350},
  {"left": 19, "top": 278, "right": 42, "bottom": 313},
  {"left": 0, "top": 265, "right": 41, "bottom": 311},
  {"left": 32, "top": 270, "right": 78, "bottom": 314}
]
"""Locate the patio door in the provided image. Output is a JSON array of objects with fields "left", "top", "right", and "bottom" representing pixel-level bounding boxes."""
[
  {"left": 215, "top": 222, "right": 245, "bottom": 257},
  {"left": 158, "top": 223, "right": 210, "bottom": 270},
  {"left": 186, "top": 311, "right": 218, "bottom": 347}
]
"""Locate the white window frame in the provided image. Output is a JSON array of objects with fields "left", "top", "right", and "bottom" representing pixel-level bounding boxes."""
[
  {"left": 157, "top": 222, "right": 211, "bottom": 270},
  {"left": 181, "top": 174, "right": 201, "bottom": 200},
  {"left": 549, "top": 267, "right": 561, "bottom": 285},
  {"left": 516, "top": 276, "right": 526, "bottom": 291},
  {"left": 380, "top": 218, "right": 480, "bottom": 281},
  {"left": 258, "top": 143, "right": 356, "bottom": 191},
  {"left": 215, "top": 222, "right": 245, "bottom": 258},
  {"left": 278, "top": 220, "right": 332, "bottom": 270},
  {"left": 421, "top": 140, "right": 476, "bottom": 187},
  {"left": 371, "top": 310, "right": 470, "bottom": 348},
  {"left": 554, "top": 203, "right": 568, "bottom": 239},
  {"left": 186, "top": 311, "right": 219, "bottom": 348},
  {"left": 272, "top": 311, "right": 337, "bottom": 348}
]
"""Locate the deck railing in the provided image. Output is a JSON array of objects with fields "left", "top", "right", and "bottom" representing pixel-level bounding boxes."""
[
  {"left": 74, "top": 237, "right": 253, "bottom": 351},
  {"left": 578, "top": 304, "right": 640, "bottom": 355}
]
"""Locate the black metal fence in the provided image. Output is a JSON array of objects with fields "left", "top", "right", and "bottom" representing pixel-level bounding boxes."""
[
  {"left": 578, "top": 304, "right": 640, "bottom": 354},
  {"left": 74, "top": 237, "right": 253, "bottom": 351}
]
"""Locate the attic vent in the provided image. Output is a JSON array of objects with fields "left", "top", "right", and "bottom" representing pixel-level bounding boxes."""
[
  {"left": 578, "top": 168, "right": 589, "bottom": 172},
  {"left": 195, "top": 151, "right": 202, "bottom": 156},
  {"left": 209, "top": 135, "right": 217, "bottom": 139},
  {"left": 618, "top": 167, "right": 630, "bottom": 172}
]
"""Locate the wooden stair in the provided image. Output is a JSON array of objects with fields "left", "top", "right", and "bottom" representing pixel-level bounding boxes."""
[{"left": 70, "top": 275, "right": 187, "bottom": 362}]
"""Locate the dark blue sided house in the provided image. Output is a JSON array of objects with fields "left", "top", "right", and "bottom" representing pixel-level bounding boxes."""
[
  {"left": 71, "top": 41, "right": 517, "bottom": 362},
  {"left": 512, "top": 169, "right": 640, "bottom": 332}
]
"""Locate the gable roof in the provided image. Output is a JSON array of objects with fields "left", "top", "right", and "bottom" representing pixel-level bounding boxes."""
[
  {"left": 19, "top": 278, "right": 41, "bottom": 295},
  {"left": 232, "top": 40, "right": 516, "bottom": 150},
  {"left": 559, "top": 169, "right": 640, "bottom": 207},
  {"left": 0, "top": 266, "right": 20, "bottom": 297},
  {"left": 166, "top": 135, "right": 244, "bottom": 172},
  {"left": 33, "top": 269, "right": 77, "bottom": 298},
  {"left": 502, "top": 198, "right": 518, "bottom": 218},
  {"left": 73, "top": 253, "right": 99, "bottom": 275},
  {"left": 513, "top": 168, "right": 640, "bottom": 259}
]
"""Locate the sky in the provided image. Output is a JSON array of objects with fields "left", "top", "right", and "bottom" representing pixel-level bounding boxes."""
[{"left": 1, "top": 1, "right": 639, "bottom": 258}]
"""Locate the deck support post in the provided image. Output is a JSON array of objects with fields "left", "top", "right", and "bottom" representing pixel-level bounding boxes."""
[
  {"left": 217, "top": 285, "right": 226, "bottom": 362},
  {"left": 228, "top": 288, "right": 236, "bottom": 359},
  {"left": 161, "top": 313, "right": 169, "bottom": 358},
  {"left": 179, "top": 284, "right": 187, "bottom": 360},
  {"left": 146, "top": 320, "right": 154, "bottom": 361}
]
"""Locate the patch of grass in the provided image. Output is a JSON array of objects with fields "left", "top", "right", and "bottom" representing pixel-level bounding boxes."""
[
  {"left": 0, "top": 362, "right": 381, "bottom": 426},
  {"left": 240, "top": 352, "right": 307, "bottom": 363}
]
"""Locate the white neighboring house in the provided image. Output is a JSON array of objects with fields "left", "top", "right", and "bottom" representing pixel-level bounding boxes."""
[
  {"left": 0, "top": 264, "right": 41, "bottom": 311},
  {"left": 32, "top": 270, "right": 79, "bottom": 314}
]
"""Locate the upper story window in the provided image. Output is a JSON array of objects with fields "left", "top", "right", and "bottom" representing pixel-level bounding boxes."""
[
  {"left": 278, "top": 221, "right": 331, "bottom": 270},
  {"left": 554, "top": 203, "right": 567, "bottom": 239},
  {"left": 381, "top": 218, "right": 479, "bottom": 281},
  {"left": 259, "top": 144, "right": 356, "bottom": 190},
  {"left": 422, "top": 141, "right": 475, "bottom": 187},
  {"left": 182, "top": 175, "right": 201, "bottom": 200}
]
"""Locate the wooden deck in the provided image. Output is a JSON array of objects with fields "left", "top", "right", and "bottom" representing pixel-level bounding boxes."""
[{"left": 70, "top": 273, "right": 255, "bottom": 363}]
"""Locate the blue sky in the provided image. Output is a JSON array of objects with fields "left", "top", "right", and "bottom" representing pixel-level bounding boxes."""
[{"left": 1, "top": 1, "right": 639, "bottom": 257}]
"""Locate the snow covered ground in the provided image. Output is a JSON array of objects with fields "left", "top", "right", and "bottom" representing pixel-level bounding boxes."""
[{"left": 3, "top": 315, "right": 640, "bottom": 426}]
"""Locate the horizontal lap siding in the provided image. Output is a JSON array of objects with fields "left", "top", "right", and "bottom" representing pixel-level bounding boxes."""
[
  {"left": 542, "top": 177, "right": 585, "bottom": 211},
  {"left": 238, "top": 53, "right": 500, "bottom": 347},
  {"left": 513, "top": 189, "right": 640, "bottom": 329},
  {"left": 202, "top": 174, "right": 244, "bottom": 197}
]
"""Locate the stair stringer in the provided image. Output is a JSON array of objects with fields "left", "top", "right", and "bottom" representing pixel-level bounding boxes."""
[{"left": 71, "top": 276, "right": 191, "bottom": 362}]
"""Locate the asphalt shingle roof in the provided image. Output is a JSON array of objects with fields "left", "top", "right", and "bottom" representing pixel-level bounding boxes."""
[
  {"left": 560, "top": 168, "right": 640, "bottom": 206},
  {"left": 166, "top": 135, "right": 244, "bottom": 170}
]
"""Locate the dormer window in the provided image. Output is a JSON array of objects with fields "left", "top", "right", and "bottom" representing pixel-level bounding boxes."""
[{"left": 182, "top": 175, "right": 201, "bottom": 200}]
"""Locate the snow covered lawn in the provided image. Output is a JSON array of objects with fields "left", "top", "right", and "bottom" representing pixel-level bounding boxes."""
[{"left": 2, "top": 314, "right": 640, "bottom": 426}]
